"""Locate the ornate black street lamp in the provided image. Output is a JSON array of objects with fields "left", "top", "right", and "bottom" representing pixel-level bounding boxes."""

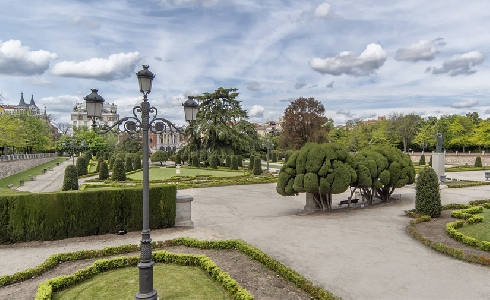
[{"left": 85, "top": 65, "right": 195, "bottom": 300}]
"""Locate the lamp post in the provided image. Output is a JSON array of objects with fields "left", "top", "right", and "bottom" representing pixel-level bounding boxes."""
[
  {"left": 62, "top": 136, "right": 76, "bottom": 165},
  {"left": 264, "top": 139, "right": 272, "bottom": 173},
  {"left": 85, "top": 65, "right": 192, "bottom": 300},
  {"left": 182, "top": 96, "right": 198, "bottom": 152}
]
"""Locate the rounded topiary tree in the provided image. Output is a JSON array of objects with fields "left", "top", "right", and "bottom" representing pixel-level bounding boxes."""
[
  {"left": 248, "top": 155, "right": 254, "bottom": 170},
  {"left": 237, "top": 155, "right": 243, "bottom": 167},
  {"left": 253, "top": 156, "right": 262, "bottom": 175},
  {"left": 112, "top": 158, "right": 126, "bottom": 181},
  {"left": 175, "top": 153, "right": 181, "bottom": 165},
  {"left": 225, "top": 155, "right": 231, "bottom": 168},
  {"left": 151, "top": 150, "right": 167, "bottom": 166},
  {"left": 62, "top": 165, "right": 78, "bottom": 191},
  {"left": 230, "top": 155, "right": 238, "bottom": 170},
  {"left": 99, "top": 161, "right": 109, "bottom": 180},
  {"left": 76, "top": 156, "right": 88, "bottom": 176},
  {"left": 475, "top": 156, "right": 483, "bottom": 167},
  {"left": 133, "top": 154, "right": 142, "bottom": 170},
  {"left": 415, "top": 167, "right": 441, "bottom": 217},
  {"left": 85, "top": 151, "right": 92, "bottom": 162},
  {"left": 419, "top": 154, "right": 425, "bottom": 166}
]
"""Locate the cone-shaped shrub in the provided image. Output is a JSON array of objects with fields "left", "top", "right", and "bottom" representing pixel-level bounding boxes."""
[
  {"left": 76, "top": 156, "right": 88, "bottom": 176},
  {"left": 175, "top": 153, "right": 181, "bottom": 165},
  {"left": 230, "top": 155, "right": 238, "bottom": 170},
  {"left": 253, "top": 156, "right": 262, "bottom": 175},
  {"left": 428, "top": 155, "right": 432, "bottom": 167},
  {"left": 419, "top": 154, "right": 425, "bottom": 165},
  {"left": 96, "top": 151, "right": 102, "bottom": 160},
  {"left": 109, "top": 155, "right": 115, "bottom": 170},
  {"left": 192, "top": 154, "right": 199, "bottom": 167},
  {"left": 475, "top": 156, "right": 482, "bottom": 167},
  {"left": 85, "top": 151, "right": 92, "bottom": 162},
  {"left": 112, "top": 158, "right": 126, "bottom": 181},
  {"left": 415, "top": 167, "right": 442, "bottom": 217},
  {"left": 99, "top": 161, "right": 109, "bottom": 180},
  {"left": 125, "top": 155, "right": 133, "bottom": 172},
  {"left": 209, "top": 155, "right": 218, "bottom": 169},
  {"left": 237, "top": 155, "right": 243, "bottom": 167},
  {"left": 96, "top": 157, "right": 103, "bottom": 172},
  {"left": 248, "top": 155, "right": 254, "bottom": 170},
  {"left": 272, "top": 151, "right": 278, "bottom": 163},
  {"left": 133, "top": 154, "right": 142, "bottom": 170},
  {"left": 225, "top": 155, "right": 231, "bottom": 167},
  {"left": 103, "top": 152, "right": 110, "bottom": 160},
  {"left": 62, "top": 165, "right": 79, "bottom": 191}
]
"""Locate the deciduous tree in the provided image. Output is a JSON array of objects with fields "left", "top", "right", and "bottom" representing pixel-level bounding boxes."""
[{"left": 280, "top": 97, "right": 330, "bottom": 150}]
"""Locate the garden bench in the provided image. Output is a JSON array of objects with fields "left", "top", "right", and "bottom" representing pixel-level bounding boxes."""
[
  {"left": 7, "top": 184, "right": 14, "bottom": 189},
  {"left": 29, "top": 175, "right": 36, "bottom": 181},
  {"left": 485, "top": 172, "right": 490, "bottom": 181},
  {"left": 338, "top": 198, "right": 359, "bottom": 206}
]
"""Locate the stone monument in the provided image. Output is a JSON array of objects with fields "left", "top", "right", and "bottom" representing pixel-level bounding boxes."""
[{"left": 432, "top": 131, "right": 446, "bottom": 183}]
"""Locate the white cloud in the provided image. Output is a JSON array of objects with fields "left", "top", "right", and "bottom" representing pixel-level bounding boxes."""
[
  {"left": 155, "top": 0, "right": 219, "bottom": 7},
  {"left": 432, "top": 51, "right": 484, "bottom": 76},
  {"left": 0, "top": 40, "right": 58, "bottom": 75},
  {"left": 314, "top": 2, "right": 334, "bottom": 20},
  {"left": 395, "top": 40, "right": 440, "bottom": 62},
  {"left": 50, "top": 52, "right": 140, "bottom": 81},
  {"left": 27, "top": 76, "right": 55, "bottom": 88},
  {"left": 485, "top": 108, "right": 490, "bottom": 114},
  {"left": 310, "top": 43, "right": 387, "bottom": 77},
  {"left": 450, "top": 99, "right": 478, "bottom": 108},
  {"left": 246, "top": 81, "right": 261, "bottom": 91},
  {"left": 249, "top": 105, "right": 265, "bottom": 118}
]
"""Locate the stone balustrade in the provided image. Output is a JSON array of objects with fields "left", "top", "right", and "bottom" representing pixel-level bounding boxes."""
[{"left": 0, "top": 154, "right": 58, "bottom": 179}]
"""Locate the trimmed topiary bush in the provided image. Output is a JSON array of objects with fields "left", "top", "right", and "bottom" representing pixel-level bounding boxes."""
[
  {"left": 192, "top": 154, "right": 200, "bottom": 167},
  {"left": 230, "top": 155, "right": 238, "bottom": 170},
  {"left": 175, "top": 153, "right": 181, "bottom": 165},
  {"left": 76, "top": 156, "right": 88, "bottom": 176},
  {"left": 112, "top": 158, "right": 126, "bottom": 181},
  {"left": 209, "top": 155, "right": 218, "bottom": 169},
  {"left": 272, "top": 151, "right": 278, "bottom": 163},
  {"left": 95, "top": 157, "right": 103, "bottom": 172},
  {"left": 428, "top": 155, "right": 432, "bottom": 167},
  {"left": 61, "top": 165, "right": 78, "bottom": 191},
  {"left": 99, "top": 161, "right": 109, "bottom": 180},
  {"left": 109, "top": 155, "right": 115, "bottom": 170},
  {"left": 85, "top": 151, "right": 92, "bottom": 162},
  {"left": 125, "top": 154, "right": 133, "bottom": 172},
  {"left": 415, "top": 167, "right": 442, "bottom": 217},
  {"left": 253, "top": 156, "right": 262, "bottom": 175},
  {"left": 133, "top": 154, "right": 142, "bottom": 170},
  {"left": 475, "top": 156, "right": 482, "bottom": 167},
  {"left": 225, "top": 155, "right": 231, "bottom": 167},
  {"left": 103, "top": 152, "right": 109, "bottom": 160},
  {"left": 419, "top": 154, "right": 425, "bottom": 166},
  {"left": 248, "top": 155, "right": 254, "bottom": 170},
  {"left": 237, "top": 155, "right": 243, "bottom": 167}
]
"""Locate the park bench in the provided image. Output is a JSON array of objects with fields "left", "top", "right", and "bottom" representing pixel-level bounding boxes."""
[
  {"left": 485, "top": 172, "right": 490, "bottom": 181},
  {"left": 338, "top": 198, "right": 359, "bottom": 206},
  {"left": 7, "top": 184, "right": 14, "bottom": 189},
  {"left": 29, "top": 175, "right": 36, "bottom": 181}
]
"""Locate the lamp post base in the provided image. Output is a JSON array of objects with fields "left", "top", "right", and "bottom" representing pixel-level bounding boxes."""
[{"left": 135, "top": 260, "right": 158, "bottom": 300}]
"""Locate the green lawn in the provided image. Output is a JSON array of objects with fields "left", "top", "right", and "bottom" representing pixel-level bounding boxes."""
[
  {"left": 127, "top": 167, "right": 246, "bottom": 181},
  {"left": 54, "top": 264, "right": 230, "bottom": 300},
  {"left": 0, "top": 157, "right": 68, "bottom": 192},
  {"left": 458, "top": 209, "right": 490, "bottom": 242}
]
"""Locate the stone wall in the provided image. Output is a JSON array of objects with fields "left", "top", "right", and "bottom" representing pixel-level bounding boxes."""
[
  {"left": 0, "top": 155, "right": 58, "bottom": 179},
  {"left": 409, "top": 152, "right": 490, "bottom": 166}
]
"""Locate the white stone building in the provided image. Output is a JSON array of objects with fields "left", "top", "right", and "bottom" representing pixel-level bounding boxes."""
[{"left": 71, "top": 101, "right": 119, "bottom": 130}]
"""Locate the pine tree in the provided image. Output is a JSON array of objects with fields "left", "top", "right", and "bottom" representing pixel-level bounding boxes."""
[
  {"left": 419, "top": 154, "right": 425, "bottom": 166},
  {"left": 475, "top": 156, "right": 483, "bottom": 167}
]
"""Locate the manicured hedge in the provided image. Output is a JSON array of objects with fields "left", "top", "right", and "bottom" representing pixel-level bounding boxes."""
[{"left": 0, "top": 185, "right": 176, "bottom": 244}]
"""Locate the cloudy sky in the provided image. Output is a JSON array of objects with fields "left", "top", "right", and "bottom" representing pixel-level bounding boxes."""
[{"left": 0, "top": 0, "right": 488, "bottom": 127}]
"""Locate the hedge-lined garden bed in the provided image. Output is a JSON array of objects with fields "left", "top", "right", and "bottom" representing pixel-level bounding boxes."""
[{"left": 0, "top": 185, "right": 176, "bottom": 244}]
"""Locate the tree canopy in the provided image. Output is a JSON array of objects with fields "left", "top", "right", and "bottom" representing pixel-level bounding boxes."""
[
  {"left": 279, "top": 97, "right": 330, "bottom": 150},
  {"left": 187, "top": 87, "right": 259, "bottom": 156}
]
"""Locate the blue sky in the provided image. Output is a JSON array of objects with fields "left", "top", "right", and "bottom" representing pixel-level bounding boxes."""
[{"left": 0, "top": 0, "right": 488, "bottom": 127}]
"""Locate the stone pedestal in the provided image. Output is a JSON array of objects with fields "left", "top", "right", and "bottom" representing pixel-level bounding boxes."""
[
  {"left": 175, "top": 195, "right": 194, "bottom": 227},
  {"left": 304, "top": 192, "right": 320, "bottom": 213},
  {"left": 432, "top": 153, "right": 445, "bottom": 183}
]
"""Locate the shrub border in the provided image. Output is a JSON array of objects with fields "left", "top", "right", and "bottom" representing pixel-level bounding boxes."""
[
  {"left": 0, "top": 238, "right": 339, "bottom": 300},
  {"left": 406, "top": 201, "right": 490, "bottom": 266}
]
